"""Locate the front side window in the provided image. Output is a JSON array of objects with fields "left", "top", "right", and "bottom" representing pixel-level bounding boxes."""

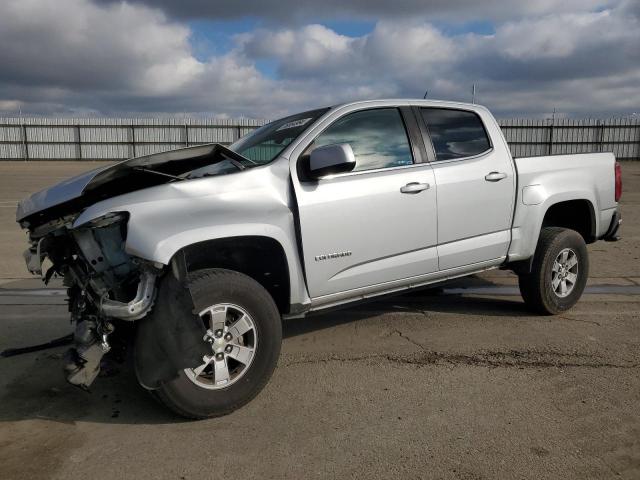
[
  {"left": 420, "top": 108, "right": 491, "bottom": 161},
  {"left": 308, "top": 108, "right": 414, "bottom": 172}
]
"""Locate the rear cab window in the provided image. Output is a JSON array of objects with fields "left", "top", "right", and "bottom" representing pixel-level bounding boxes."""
[{"left": 420, "top": 108, "right": 491, "bottom": 161}]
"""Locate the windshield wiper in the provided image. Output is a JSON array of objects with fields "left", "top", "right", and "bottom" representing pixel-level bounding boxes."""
[
  {"left": 217, "top": 144, "right": 259, "bottom": 167},
  {"left": 132, "top": 166, "right": 184, "bottom": 180},
  {"left": 182, "top": 156, "right": 247, "bottom": 180},
  {"left": 226, "top": 158, "right": 246, "bottom": 171}
]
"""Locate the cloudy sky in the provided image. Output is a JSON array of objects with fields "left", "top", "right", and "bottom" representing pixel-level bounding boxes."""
[{"left": 0, "top": 0, "right": 639, "bottom": 118}]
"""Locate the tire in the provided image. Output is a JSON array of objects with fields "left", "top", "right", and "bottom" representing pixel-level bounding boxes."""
[
  {"left": 518, "top": 227, "right": 589, "bottom": 315},
  {"left": 142, "top": 268, "right": 282, "bottom": 419}
]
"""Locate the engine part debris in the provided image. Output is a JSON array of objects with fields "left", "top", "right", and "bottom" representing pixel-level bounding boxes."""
[
  {"left": 64, "top": 318, "right": 115, "bottom": 390},
  {"left": 0, "top": 333, "right": 74, "bottom": 358}
]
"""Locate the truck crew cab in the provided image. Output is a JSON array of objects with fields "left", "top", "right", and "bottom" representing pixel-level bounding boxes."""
[{"left": 16, "top": 100, "right": 622, "bottom": 418}]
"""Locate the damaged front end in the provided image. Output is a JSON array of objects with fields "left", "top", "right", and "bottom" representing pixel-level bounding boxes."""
[
  {"left": 22, "top": 211, "right": 159, "bottom": 390},
  {"left": 15, "top": 144, "right": 279, "bottom": 402}
]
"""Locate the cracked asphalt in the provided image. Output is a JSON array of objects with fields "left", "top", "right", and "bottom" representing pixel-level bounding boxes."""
[{"left": 1, "top": 161, "right": 639, "bottom": 480}]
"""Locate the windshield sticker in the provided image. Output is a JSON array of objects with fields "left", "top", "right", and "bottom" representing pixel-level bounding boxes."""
[{"left": 276, "top": 118, "right": 312, "bottom": 131}]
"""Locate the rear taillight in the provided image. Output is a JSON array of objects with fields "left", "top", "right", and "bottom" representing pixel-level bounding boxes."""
[{"left": 615, "top": 161, "right": 622, "bottom": 202}]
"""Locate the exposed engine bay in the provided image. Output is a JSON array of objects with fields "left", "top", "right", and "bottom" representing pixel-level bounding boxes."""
[
  {"left": 16, "top": 144, "right": 258, "bottom": 390},
  {"left": 23, "top": 211, "right": 160, "bottom": 389}
]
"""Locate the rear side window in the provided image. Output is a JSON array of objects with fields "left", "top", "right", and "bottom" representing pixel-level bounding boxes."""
[{"left": 420, "top": 108, "right": 491, "bottom": 161}]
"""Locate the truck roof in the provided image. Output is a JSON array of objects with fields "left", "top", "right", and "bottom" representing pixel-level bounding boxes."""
[{"left": 330, "top": 98, "right": 487, "bottom": 111}]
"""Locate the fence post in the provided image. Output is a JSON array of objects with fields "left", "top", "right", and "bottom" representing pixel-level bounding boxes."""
[
  {"left": 130, "top": 125, "right": 136, "bottom": 158},
  {"left": 236, "top": 125, "right": 242, "bottom": 142},
  {"left": 21, "top": 123, "right": 29, "bottom": 161},
  {"left": 548, "top": 117, "right": 554, "bottom": 155},
  {"left": 597, "top": 119, "right": 604, "bottom": 153},
  {"left": 184, "top": 122, "right": 189, "bottom": 147},
  {"left": 637, "top": 119, "right": 640, "bottom": 161},
  {"left": 75, "top": 124, "right": 82, "bottom": 160}
]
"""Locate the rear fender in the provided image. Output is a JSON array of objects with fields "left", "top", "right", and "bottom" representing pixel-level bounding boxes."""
[{"left": 508, "top": 189, "right": 597, "bottom": 262}]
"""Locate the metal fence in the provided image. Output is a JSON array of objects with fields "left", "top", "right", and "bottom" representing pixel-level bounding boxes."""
[
  {"left": 0, "top": 116, "right": 638, "bottom": 161},
  {"left": 0, "top": 117, "right": 265, "bottom": 161},
  {"left": 500, "top": 118, "right": 640, "bottom": 160}
]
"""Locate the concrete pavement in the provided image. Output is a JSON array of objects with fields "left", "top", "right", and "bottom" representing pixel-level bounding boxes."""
[{"left": 0, "top": 161, "right": 638, "bottom": 479}]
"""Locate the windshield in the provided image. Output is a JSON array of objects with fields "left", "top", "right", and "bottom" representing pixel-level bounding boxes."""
[{"left": 229, "top": 108, "right": 329, "bottom": 165}]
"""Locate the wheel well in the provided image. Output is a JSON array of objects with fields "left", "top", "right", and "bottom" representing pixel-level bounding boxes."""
[
  {"left": 542, "top": 200, "right": 596, "bottom": 243},
  {"left": 173, "top": 236, "right": 290, "bottom": 314}
]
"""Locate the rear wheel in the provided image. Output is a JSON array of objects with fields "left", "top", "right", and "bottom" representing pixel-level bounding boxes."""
[
  {"left": 518, "top": 227, "right": 589, "bottom": 315},
  {"left": 143, "top": 268, "right": 282, "bottom": 419}
]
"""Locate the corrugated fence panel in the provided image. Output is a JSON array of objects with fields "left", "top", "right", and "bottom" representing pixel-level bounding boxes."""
[
  {"left": 0, "top": 125, "right": 22, "bottom": 142},
  {"left": 81, "top": 126, "right": 130, "bottom": 143},
  {"left": 499, "top": 117, "right": 640, "bottom": 160},
  {"left": 135, "top": 126, "right": 184, "bottom": 143},
  {"left": 81, "top": 143, "right": 131, "bottom": 160},
  {"left": 0, "top": 116, "right": 638, "bottom": 161},
  {"left": 0, "top": 143, "right": 23, "bottom": 158},
  {"left": 187, "top": 126, "right": 238, "bottom": 144},
  {"left": 28, "top": 143, "right": 77, "bottom": 159},
  {"left": 26, "top": 125, "right": 76, "bottom": 143}
]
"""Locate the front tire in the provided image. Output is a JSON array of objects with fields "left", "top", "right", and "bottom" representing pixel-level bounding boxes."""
[
  {"left": 139, "top": 268, "right": 282, "bottom": 419},
  {"left": 518, "top": 227, "right": 589, "bottom": 315}
]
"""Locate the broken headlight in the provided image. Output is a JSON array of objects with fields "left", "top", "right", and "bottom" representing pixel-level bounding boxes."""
[{"left": 79, "top": 211, "right": 129, "bottom": 229}]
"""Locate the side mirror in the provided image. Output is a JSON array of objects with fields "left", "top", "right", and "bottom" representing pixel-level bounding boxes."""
[{"left": 308, "top": 143, "right": 356, "bottom": 179}]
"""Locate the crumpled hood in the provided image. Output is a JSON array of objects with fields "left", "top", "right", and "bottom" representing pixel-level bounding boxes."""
[
  {"left": 16, "top": 165, "right": 111, "bottom": 222},
  {"left": 16, "top": 143, "right": 244, "bottom": 224}
]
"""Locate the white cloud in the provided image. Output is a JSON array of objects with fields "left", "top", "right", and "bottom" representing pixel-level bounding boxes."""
[
  {"left": 235, "top": 9, "right": 640, "bottom": 116},
  {"left": 239, "top": 25, "right": 357, "bottom": 77},
  {"left": 495, "top": 10, "right": 634, "bottom": 60},
  {"left": 365, "top": 22, "right": 455, "bottom": 63},
  {"left": 0, "top": 0, "right": 638, "bottom": 118},
  {"left": 0, "top": 0, "right": 201, "bottom": 92},
  {"left": 0, "top": 100, "right": 23, "bottom": 112}
]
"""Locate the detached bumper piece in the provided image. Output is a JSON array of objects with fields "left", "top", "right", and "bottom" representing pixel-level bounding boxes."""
[{"left": 603, "top": 210, "right": 622, "bottom": 242}]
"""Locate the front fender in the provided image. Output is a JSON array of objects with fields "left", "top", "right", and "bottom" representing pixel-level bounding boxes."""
[{"left": 73, "top": 160, "right": 310, "bottom": 307}]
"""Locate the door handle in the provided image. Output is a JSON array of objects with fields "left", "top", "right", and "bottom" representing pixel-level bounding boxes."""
[
  {"left": 400, "top": 182, "right": 430, "bottom": 194},
  {"left": 485, "top": 172, "right": 507, "bottom": 182}
]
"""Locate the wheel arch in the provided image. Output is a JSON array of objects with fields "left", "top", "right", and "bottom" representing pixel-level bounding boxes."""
[
  {"left": 169, "top": 235, "right": 292, "bottom": 314},
  {"left": 541, "top": 198, "right": 597, "bottom": 243},
  {"left": 508, "top": 194, "right": 597, "bottom": 274}
]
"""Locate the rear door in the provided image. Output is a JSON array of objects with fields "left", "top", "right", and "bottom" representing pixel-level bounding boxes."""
[
  {"left": 291, "top": 106, "right": 439, "bottom": 300},
  {"left": 416, "top": 107, "right": 515, "bottom": 270}
]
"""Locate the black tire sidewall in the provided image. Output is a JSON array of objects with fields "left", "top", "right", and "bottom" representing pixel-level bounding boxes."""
[
  {"left": 157, "top": 269, "right": 282, "bottom": 418},
  {"left": 535, "top": 228, "right": 589, "bottom": 314}
]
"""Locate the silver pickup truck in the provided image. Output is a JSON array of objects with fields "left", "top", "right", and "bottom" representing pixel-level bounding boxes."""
[{"left": 16, "top": 99, "right": 622, "bottom": 418}]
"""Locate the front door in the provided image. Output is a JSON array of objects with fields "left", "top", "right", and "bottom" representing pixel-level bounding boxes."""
[{"left": 292, "top": 107, "right": 439, "bottom": 299}]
